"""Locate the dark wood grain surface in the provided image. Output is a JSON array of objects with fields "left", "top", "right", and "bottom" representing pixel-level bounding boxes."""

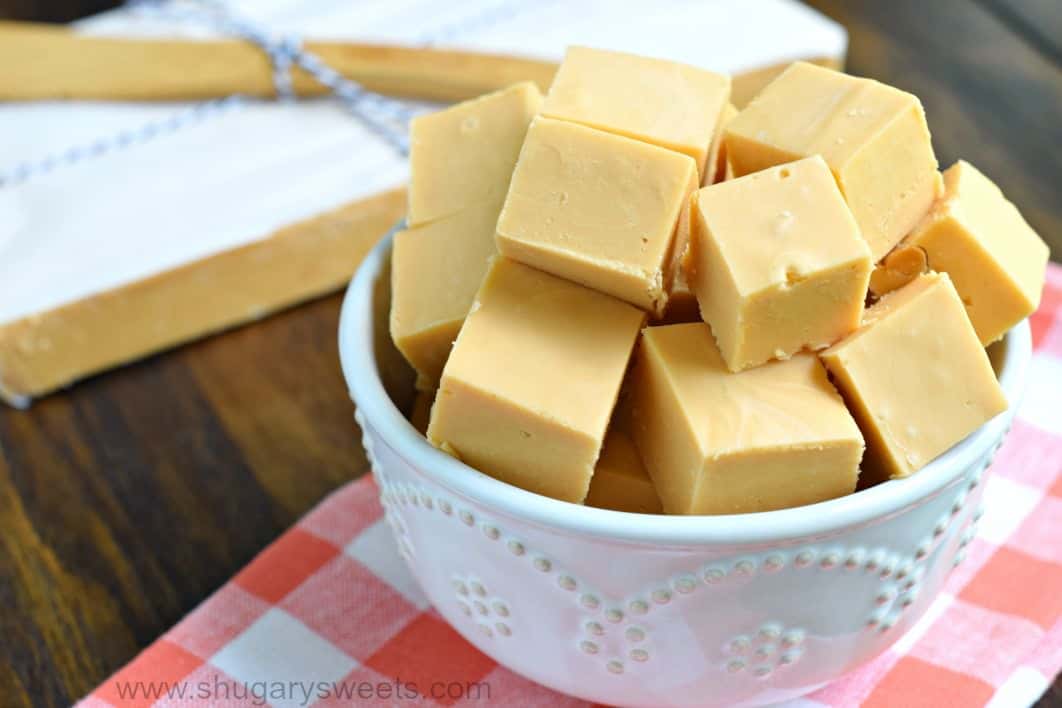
[{"left": 1, "top": 1, "right": 1059, "bottom": 706}]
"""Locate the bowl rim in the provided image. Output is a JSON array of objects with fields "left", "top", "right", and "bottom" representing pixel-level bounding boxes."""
[{"left": 339, "top": 228, "right": 1031, "bottom": 546}]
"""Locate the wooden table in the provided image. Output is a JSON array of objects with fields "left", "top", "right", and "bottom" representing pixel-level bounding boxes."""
[{"left": 1, "top": 1, "right": 1059, "bottom": 705}]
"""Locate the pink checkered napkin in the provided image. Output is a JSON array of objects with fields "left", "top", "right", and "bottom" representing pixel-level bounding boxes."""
[{"left": 82, "top": 265, "right": 1062, "bottom": 708}]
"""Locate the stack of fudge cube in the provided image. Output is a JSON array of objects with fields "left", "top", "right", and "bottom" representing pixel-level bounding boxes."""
[{"left": 390, "top": 47, "right": 1049, "bottom": 515}]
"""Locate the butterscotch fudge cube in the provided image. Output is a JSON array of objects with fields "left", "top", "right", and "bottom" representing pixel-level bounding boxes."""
[
  {"left": 428, "top": 257, "right": 645, "bottom": 503},
  {"left": 408, "top": 81, "right": 541, "bottom": 226},
  {"left": 630, "top": 323, "right": 863, "bottom": 515},
  {"left": 821, "top": 272, "right": 1008, "bottom": 485},
  {"left": 689, "top": 156, "right": 872, "bottom": 372},
  {"left": 541, "top": 46, "right": 730, "bottom": 179},
  {"left": 496, "top": 118, "right": 698, "bottom": 315},
  {"left": 904, "top": 160, "right": 1049, "bottom": 344},
  {"left": 725, "top": 62, "right": 940, "bottom": 259},
  {"left": 390, "top": 199, "right": 501, "bottom": 390},
  {"left": 585, "top": 427, "right": 663, "bottom": 514}
]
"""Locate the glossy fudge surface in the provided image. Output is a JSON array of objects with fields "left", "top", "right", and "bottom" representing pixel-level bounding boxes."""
[
  {"left": 408, "top": 81, "right": 541, "bottom": 226},
  {"left": 496, "top": 117, "right": 698, "bottom": 315},
  {"left": 689, "top": 156, "right": 871, "bottom": 371},
  {"left": 631, "top": 323, "right": 863, "bottom": 515},
  {"left": 428, "top": 257, "right": 645, "bottom": 504},
  {"left": 542, "top": 45, "right": 730, "bottom": 178},
  {"left": 704, "top": 101, "right": 739, "bottom": 186},
  {"left": 585, "top": 426, "right": 663, "bottom": 514},
  {"left": 869, "top": 244, "right": 928, "bottom": 298},
  {"left": 390, "top": 198, "right": 502, "bottom": 389},
  {"left": 725, "top": 62, "right": 940, "bottom": 260},
  {"left": 905, "top": 160, "right": 1049, "bottom": 344},
  {"left": 821, "top": 272, "right": 1008, "bottom": 484}
]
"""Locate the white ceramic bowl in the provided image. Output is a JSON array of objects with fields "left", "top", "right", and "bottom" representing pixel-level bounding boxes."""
[{"left": 339, "top": 231, "right": 1030, "bottom": 708}]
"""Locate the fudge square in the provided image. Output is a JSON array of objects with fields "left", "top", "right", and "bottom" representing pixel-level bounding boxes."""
[
  {"left": 541, "top": 46, "right": 731, "bottom": 179},
  {"left": 821, "top": 272, "right": 1008, "bottom": 485},
  {"left": 427, "top": 257, "right": 645, "bottom": 504},
  {"left": 689, "top": 156, "right": 872, "bottom": 372},
  {"left": 407, "top": 81, "right": 541, "bottom": 226},
  {"left": 390, "top": 198, "right": 502, "bottom": 390},
  {"left": 725, "top": 62, "right": 940, "bottom": 260},
  {"left": 630, "top": 323, "right": 863, "bottom": 515},
  {"left": 904, "top": 160, "right": 1049, "bottom": 345},
  {"left": 496, "top": 117, "right": 698, "bottom": 316}
]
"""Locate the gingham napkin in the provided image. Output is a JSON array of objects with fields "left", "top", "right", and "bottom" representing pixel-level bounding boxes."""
[{"left": 81, "top": 265, "right": 1062, "bottom": 708}]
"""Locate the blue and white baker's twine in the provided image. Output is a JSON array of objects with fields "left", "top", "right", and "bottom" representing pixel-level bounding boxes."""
[
  {"left": 0, "top": 0, "right": 419, "bottom": 188},
  {"left": 198, "top": 0, "right": 416, "bottom": 149}
]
